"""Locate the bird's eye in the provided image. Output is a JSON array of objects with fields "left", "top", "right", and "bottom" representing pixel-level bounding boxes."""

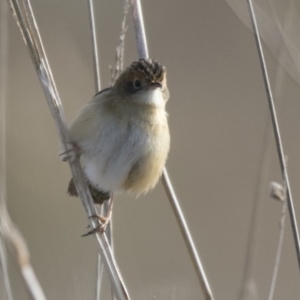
[{"left": 133, "top": 79, "right": 141, "bottom": 89}]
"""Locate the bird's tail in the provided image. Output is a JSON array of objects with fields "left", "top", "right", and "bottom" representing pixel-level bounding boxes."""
[{"left": 67, "top": 178, "right": 111, "bottom": 205}]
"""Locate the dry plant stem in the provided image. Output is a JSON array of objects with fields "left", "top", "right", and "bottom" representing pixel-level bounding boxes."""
[
  {"left": 265, "top": 9, "right": 291, "bottom": 296},
  {"left": 114, "top": 1, "right": 129, "bottom": 82},
  {"left": 0, "top": 236, "right": 13, "bottom": 300},
  {"left": 102, "top": 1, "right": 129, "bottom": 295},
  {"left": 246, "top": 0, "right": 300, "bottom": 270},
  {"left": 239, "top": 123, "right": 270, "bottom": 300},
  {"left": 0, "top": 194, "right": 46, "bottom": 300},
  {"left": 7, "top": 1, "right": 130, "bottom": 299},
  {"left": 87, "top": 2, "right": 128, "bottom": 299},
  {"left": 100, "top": 199, "right": 115, "bottom": 297},
  {"left": 103, "top": 2, "right": 129, "bottom": 298},
  {"left": 130, "top": 1, "right": 215, "bottom": 299},
  {"left": 86, "top": 1, "right": 107, "bottom": 298},
  {"left": 105, "top": 200, "right": 115, "bottom": 300},
  {"left": 239, "top": 13, "right": 290, "bottom": 297},
  {"left": 110, "top": 0, "right": 129, "bottom": 87},
  {"left": 0, "top": 0, "right": 8, "bottom": 202},
  {"left": 0, "top": 2, "right": 13, "bottom": 300},
  {"left": 89, "top": 1, "right": 128, "bottom": 298},
  {"left": 129, "top": 0, "right": 148, "bottom": 58},
  {"left": 87, "top": 0, "right": 101, "bottom": 92},
  {"left": 161, "top": 170, "right": 214, "bottom": 300},
  {"left": 268, "top": 185, "right": 287, "bottom": 300},
  {"left": 96, "top": 254, "right": 104, "bottom": 300}
]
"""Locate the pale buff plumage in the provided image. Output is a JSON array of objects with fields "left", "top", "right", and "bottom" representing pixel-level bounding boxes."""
[{"left": 68, "top": 59, "right": 170, "bottom": 203}]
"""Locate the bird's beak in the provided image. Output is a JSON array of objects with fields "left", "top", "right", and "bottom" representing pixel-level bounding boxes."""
[{"left": 149, "top": 82, "right": 162, "bottom": 89}]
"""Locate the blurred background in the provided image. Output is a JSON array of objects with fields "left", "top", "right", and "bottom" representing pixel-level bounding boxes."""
[{"left": 1, "top": 0, "right": 300, "bottom": 299}]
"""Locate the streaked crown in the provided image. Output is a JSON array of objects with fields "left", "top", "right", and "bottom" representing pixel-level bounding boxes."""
[
  {"left": 115, "top": 59, "right": 166, "bottom": 87},
  {"left": 113, "top": 59, "right": 168, "bottom": 102},
  {"left": 128, "top": 59, "right": 166, "bottom": 83}
]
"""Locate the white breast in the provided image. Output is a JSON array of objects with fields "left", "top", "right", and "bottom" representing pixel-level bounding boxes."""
[
  {"left": 80, "top": 115, "right": 152, "bottom": 192},
  {"left": 141, "top": 88, "right": 165, "bottom": 108}
]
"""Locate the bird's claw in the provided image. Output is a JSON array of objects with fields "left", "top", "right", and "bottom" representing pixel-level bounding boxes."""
[
  {"left": 60, "top": 142, "right": 81, "bottom": 162},
  {"left": 82, "top": 214, "right": 110, "bottom": 237}
]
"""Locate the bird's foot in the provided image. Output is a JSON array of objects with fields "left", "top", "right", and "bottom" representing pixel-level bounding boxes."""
[
  {"left": 82, "top": 196, "right": 114, "bottom": 236},
  {"left": 82, "top": 213, "right": 112, "bottom": 236},
  {"left": 60, "top": 142, "right": 81, "bottom": 162}
]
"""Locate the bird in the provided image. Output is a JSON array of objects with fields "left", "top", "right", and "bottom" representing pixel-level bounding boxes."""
[{"left": 67, "top": 58, "right": 170, "bottom": 211}]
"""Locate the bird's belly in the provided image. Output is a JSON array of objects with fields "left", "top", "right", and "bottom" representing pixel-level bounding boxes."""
[
  {"left": 122, "top": 127, "right": 169, "bottom": 194},
  {"left": 83, "top": 152, "right": 133, "bottom": 192},
  {"left": 81, "top": 122, "right": 169, "bottom": 194},
  {"left": 122, "top": 144, "right": 168, "bottom": 195}
]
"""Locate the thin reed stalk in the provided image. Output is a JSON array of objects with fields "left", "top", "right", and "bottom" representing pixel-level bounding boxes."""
[
  {"left": 246, "top": 0, "right": 300, "bottom": 271},
  {"left": 0, "top": 194, "right": 46, "bottom": 300},
  {"left": 6, "top": 1, "right": 130, "bottom": 299},
  {"left": 239, "top": 9, "right": 292, "bottom": 297},
  {"left": 86, "top": 1, "right": 106, "bottom": 299},
  {"left": 129, "top": 1, "right": 215, "bottom": 299},
  {"left": 0, "top": 236, "right": 13, "bottom": 300},
  {"left": 87, "top": 1, "right": 129, "bottom": 299},
  {"left": 0, "top": 2, "right": 13, "bottom": 299},
  {"left": 268, "top": 181, "right": 288, "bottom": 300}
]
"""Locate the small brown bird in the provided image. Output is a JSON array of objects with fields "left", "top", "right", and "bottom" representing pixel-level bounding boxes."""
[{"left": 68, "top": 59, "right": 170, "bottom": 206}]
